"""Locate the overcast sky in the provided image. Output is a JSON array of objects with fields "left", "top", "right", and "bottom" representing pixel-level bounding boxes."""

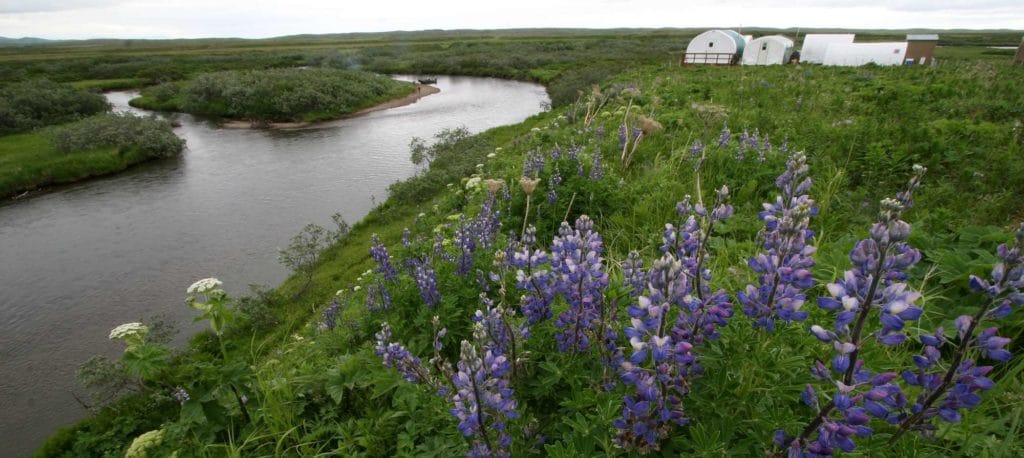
[{"left": 1, "top": 0, "right": 1021, "bottom": 40}]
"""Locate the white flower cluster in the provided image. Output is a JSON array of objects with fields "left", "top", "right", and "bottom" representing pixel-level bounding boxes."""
[
  {"left": 124, "top": 429, "right": 164, "bottom": 458},
  {"left": 187, "top": 277, "right": 222, "bottom": 294},
  {"left": 465, "top": 176, "right": 482, "bottom": 191},
  {"left": 109, "top": 322, "right": 149, "bottom": 341}
]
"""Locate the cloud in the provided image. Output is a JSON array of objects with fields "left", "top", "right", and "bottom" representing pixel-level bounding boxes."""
[{"left": 0, "top": 0, "right": 122, "bottom": 14}]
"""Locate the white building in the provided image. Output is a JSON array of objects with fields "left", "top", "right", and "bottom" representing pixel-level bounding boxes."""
[
  {"left": 683, "top": 29, "right": 747, "bottom": 65},
  {"left": 822, "top": 42, "right": 909, "bottom": 66},
  {"left": 742, "top": 35, "right": 795, "bottom": 65},
  {"left": 800, "top": 34, "right": 855, "bottom": 64}
]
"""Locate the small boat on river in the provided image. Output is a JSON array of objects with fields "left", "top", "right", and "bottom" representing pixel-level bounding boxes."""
[{"left": 417, "top": 77, "right": 437, "bottom": 84}]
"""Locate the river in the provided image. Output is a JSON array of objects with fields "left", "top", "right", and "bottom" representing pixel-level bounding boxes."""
[{"left": 0, "top": 75, "right": 548, "bottom": 456}]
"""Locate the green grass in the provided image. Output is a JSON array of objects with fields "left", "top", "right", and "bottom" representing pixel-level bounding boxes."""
[
  {"left": 70, "top": 77, "right": 149, "bottom": 91},
  {"left": 0, "top": 131, "right": 142, "bottom": 197}
]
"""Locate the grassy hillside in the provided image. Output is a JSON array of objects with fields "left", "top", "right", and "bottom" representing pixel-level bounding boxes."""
[{"left": 40, "top": 56, "right": 1024, "bottom": 457}]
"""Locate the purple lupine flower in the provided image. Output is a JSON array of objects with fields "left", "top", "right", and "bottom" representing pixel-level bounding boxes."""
[
  {"left": 688, "top": 140, "right": 704, "bottom": 158},
  {"left": 549, "top": 144, "right": 561, "bottom": 161},
  {"left": 595, "top": 125, "right": 605, "bottom": 139},
  {"left": 739, "top": 151, "right": 817, "bottom": 331},
  {"left": 471, "top": 304, "right": 526, "bottom": 372},
  {"left": 523, "top": 148, "right": 545, "bottom": 177},
  {"left": 550, "top": 215, "right": 609, "bottom": 353},
  {"left": 568, "top": 143, "right": 582, "bottom": 161},
  {"left": 454, "top": 215, "right": 477, "bottom": 276},
  {"left": 370, "top": 234, "right": 398, "bottom": 283},
  {"left": 434, "top": 233, "right": 456, "bottom": 263},
  {"left": 547, "top": 168, "right": 562, "bottom": 205},
  {"left": 615, "top": 255, "right": 696, "bottom": 453},
  {"left": 632, "top": 127, "right": 642, "bottom": 141},
  {"left": 622, "top": 250, "right": 646, "bottom": 298},
  {"left": 474, "top": 192, "right": 501, "bottom": 249},
  {"left": 717, "top": 125, "right": 732, "bottom": 148},
  {"left": 321, "top": 297, "right": 342, "bottom": 330},
  {"left": 894, "top": 221, "right": 1022, "bottom": 440},
  {"left": 660, "top": 188, "right": 735, "bottom": 346},
  {"left": 450, "top": 339, "right": 518, "bottom": 458},
  {"left": 375, "top": 323, "right": 433, "bottom": 384},
  {"left": 413, "top": 258, "right": 442, "bottom": 308},
  {"left": 618, "top": 124, "right": 628, "bottom": 151},
  {"left": 779, "top": 135, "right": 790, "bottom": 154},
  {"left": 590, "top": 152, "right": 604, "bottom": 180},
  {"left": 365, "top": 279, "right": 392, "bottom": 312},
  {"left": 401, "top": 227, "right": 412, "bottom": 248},
  {"left": 172, "top": 386, "right": 190, "bottom": 405},
  {"left": 511, "top": 226, "right": 556, "bottom": 325},
  {"left": 782, "top": 166, "right": 926, "bottom": 455}
]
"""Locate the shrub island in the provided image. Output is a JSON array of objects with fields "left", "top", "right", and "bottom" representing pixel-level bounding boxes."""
[{"left": 129, "top": 68, "right": 421, "bottom": 127}]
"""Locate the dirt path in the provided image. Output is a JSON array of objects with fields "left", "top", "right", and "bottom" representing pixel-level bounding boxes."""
[{"left": 221, "top": 83, "right": 440, "bottom": 129}]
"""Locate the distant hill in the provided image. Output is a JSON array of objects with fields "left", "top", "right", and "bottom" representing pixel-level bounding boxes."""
[{"left": 0, "top": 37, "right": 52, "bottom": 45}]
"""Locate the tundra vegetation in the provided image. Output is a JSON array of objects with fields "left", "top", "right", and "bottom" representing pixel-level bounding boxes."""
[
  {"left": 129, "top": 68, "right": 414, "bottom": 122},
  {"left": 17, "top": 30, "right": 1024, "bottom": 457}
]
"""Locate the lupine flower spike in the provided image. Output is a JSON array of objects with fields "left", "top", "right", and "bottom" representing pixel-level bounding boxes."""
[
  {"left": 892, "top": 221, "right": 1023, "bottom": 441},
  {"left": 739, "top": 150, "right": 817, "bottom": 331},
  {"left": 778, "top": 165, "right": 926, "bottom": 456}
]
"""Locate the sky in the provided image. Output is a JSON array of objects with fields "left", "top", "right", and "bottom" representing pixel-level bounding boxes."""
[{"left": 0, "top": 0, "right": 1021, "bottom": 40}]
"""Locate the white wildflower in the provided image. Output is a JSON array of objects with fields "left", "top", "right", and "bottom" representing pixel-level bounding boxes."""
[
  {"left": 187, "top": 277, "right": 222, "bottom": 294},
  {"left": 125, "top": 429, "right": 165, "bottom": 458},
  {"left": 353, "top": 285, "right": 362, "bottom": 292},
  {"left": 109, "top": 322, "right": 149, "bottom": 341},
  {"left": 487, "top": 153, "right": 496, "bottom": 159},
  {"left": 465, "top": 176, "right": 482, "bottom": 190},
  {"left": 335, "top": 290, "right": 346, "bottom": 297}
]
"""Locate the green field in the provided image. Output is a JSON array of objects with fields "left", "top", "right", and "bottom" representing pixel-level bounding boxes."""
[
  {"left": 0, "top": 131, "right": 134, "bottom": 198},
  {"left": 17, "top": 29, "right": 1024, "bottom": 457}
]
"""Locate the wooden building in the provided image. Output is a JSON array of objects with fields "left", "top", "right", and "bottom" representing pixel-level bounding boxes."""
[
  {"left": 1015, "top": 37, "right": 1024, "bottom": 64},
  {"left": 905, "top": 34, "right": 939, "bottom": 65}
]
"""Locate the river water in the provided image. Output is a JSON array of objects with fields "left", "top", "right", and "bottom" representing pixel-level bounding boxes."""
[{"left": 0, "top": 75, "right": 548, "bottom": 456}]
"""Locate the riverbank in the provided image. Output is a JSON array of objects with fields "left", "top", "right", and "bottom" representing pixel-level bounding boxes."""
[
  {"left": 220, "top": 84, "right": 440, "bottom": 129},
  {"left": 0, "top": 115, "right": 183, "bottom": 200}
]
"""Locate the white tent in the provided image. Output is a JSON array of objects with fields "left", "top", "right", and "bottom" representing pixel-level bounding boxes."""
[
  {"left": 800, "top": 34, "right": 855, "bottom": 63},
  {"left": 822, "top": 42, "right": 909, "bottom": 66},
  {"left": 684, "top": 29, "right": 747, "bottom": 64},
  {"left": 742, "top": 35, "right": 794, "bottom": 65}
]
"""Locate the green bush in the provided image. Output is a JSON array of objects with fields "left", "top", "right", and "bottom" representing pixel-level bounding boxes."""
[
  {"left": 136, "top": 68, "right": 413, "bottom": 122},
  {"left": 0, "top": 80, "right": 109, "bottom": 134},
  {"left": 47, "top": 113, "right": 185, "bottom": 159}
]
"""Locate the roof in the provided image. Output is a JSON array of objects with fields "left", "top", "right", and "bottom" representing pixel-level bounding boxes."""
[
  {"left": 906, "top": 34, "right": 939, "bottom": 41},
  {"left": 719, "top": 29, "right": 747, "bottom": 53}
]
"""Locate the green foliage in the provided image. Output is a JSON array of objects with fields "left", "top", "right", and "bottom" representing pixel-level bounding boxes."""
[
  {"left": 47, "top": 113, "right": 184, "bottom": 159},
  {"left": 133, "top": 68, "right": 413, "bottom": 122},
  {"left": 278, "top": 215, "right": 351, "bottom": 294},
  {"left": 0, "top": 79, "right": 109, "bottom": 134}
]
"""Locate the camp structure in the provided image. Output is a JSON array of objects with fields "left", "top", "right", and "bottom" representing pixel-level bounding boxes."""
[
  {"left": 822, "top": 42, "right": 909, "bottom": 67},
  {"left": 905, "top": 34, "right": 939, "bottom": 65},
  {"left": 1014, "top": 36, "right": 1024, "bottom": 64},
  {"left": 742, "top": 35, "right": 795, "bottom": 65},
  {"left": 682, "top": 29, "right": 747, "bottom": 65},
  {"left": 800, "top": 34, "right": 855, "bottom": 64}
]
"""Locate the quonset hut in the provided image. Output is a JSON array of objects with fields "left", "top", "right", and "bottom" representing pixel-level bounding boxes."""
[
  {"left": 682, "top": 29, "right": 747, "bottom": 65},
  {"left": 800, "top": 34, "right": 855, "bottom": 64},
  {"left": 742, "top": 35, "right": 795, "bottom": 65},
  {"left": 822, "top": 42, "right": 909, "bottom": 66}
]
